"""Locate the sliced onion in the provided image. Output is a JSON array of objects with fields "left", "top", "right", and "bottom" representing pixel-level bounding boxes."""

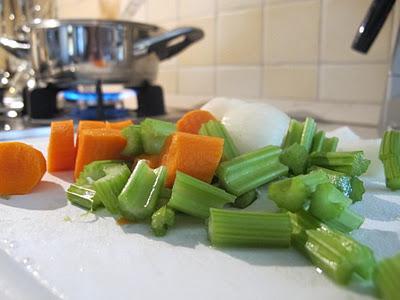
[{"left": 201, "top": 97, "right": 248, "bottom": 120}]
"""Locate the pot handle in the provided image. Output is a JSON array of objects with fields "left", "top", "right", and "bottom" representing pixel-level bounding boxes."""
[
  {"left": 0, "top": 37, "right": 30, "bottom": 59},
  {"left": 133, "top": 27, "right": 204, "bottom": 60}
]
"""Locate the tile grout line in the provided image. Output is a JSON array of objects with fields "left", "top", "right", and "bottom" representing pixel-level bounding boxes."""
[
  {"left": 214, "top": 0, "right": 219, "bottom": 97},
  {"left": 175, "top": 0, "right": 181, "bottom": 94},
  {"left": 260, "top": 0, "right": 265, "bottom": 99}
]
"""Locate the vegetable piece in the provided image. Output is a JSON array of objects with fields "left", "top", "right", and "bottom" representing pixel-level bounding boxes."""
[
  {"left": 208, "top": 208, "right": 292, "bottom": 248},
  {"left": 349, "top": 177, "right": 365, "bottom": 202},
  {"left": 325, "top": 208, "right": 364, "bottom": 233},
  {"left": 201, "top": 97, "right": 248, "bottom": 120},
  {"left": 176, "top": 109, "right": 217, "bottom": 134},
  {"left": 121, "top": 125, "right": 143, "bottom": 157},
  {"left": 140, "top": 118, "right": 176, "bottom": 154},
  {"left": 76, "top": 160, "right": 125, "bottom": 186},
  {"left": 0, "top": 142, "right": 46, "bottom": 195},
  {"left": 309, "top": 183, "right": 352, "bottom": 221},
  {"left": 151, "top": 206, "right": 175, "bottom": 237},
  {"left": 134, "top": 154, "right": 160, "bottom": 169},
  {"left": 282, "top": 119, "right": 303, "bottom": 149},
  {"left": 232, "top": 189, "right": 258, "bottom": 209},
  {"left": 118, "top": 160, "right": 167, "bottom": 221},
  {"left": 300, "top": 117, "right": 317, "bottom": 152},
  {"left": 379, "top": 130, "right": 400, "bottom": 190},
  {"left": 105, "top": 119, "right": 133, "bottom": 130},
  {"left": 217, "top": 145, "right": 288, "bottom": 196},
  {"left": 279, "top": 143, "right": 308, "bottom": 175},
  {"left": 283, "top": 118, "right": 316, "bottom": 152},
  {"left": 311, "top": 131, "right": 325, "bottom": 153},
  {"left": 92, "top": 164, "right": 131, "bottom": 214},
  {"left": 162, "top": 132, "right": 224, "bottom": 188},
  {"left": 300, "top": 169, "right": 330, "bottom": 192},
  {"left": 374, "top": 253, "right": 400, "bottom": 300},
  {"left": 66, "top": 184, "right": 101, "bottom": 210},
  {"left": 305, "top": 228, "right": 376, "bottom": 284},
  {"left": 76, "top": 120, "right": 106, "bottom": 147},
  {"left": 168, "top": 172, "right": 235, "bottom": 219},
  {"left": 47, "top": 120, "right": 76, "bottom": 172},
  {"left": 321, "top": 137, "right": 339, "bottom": 152},
  {"left": 309, "top": 151, "right": 371, "bottom": 176},
  {"left": 74, "top": 128, "right": 127, "bottom": 179},
  {"left": 310, "top": 166, "right": 352, "bottom": 198},
  {"left": 199, "top": 120, "right": 239, "bottom": 161}
]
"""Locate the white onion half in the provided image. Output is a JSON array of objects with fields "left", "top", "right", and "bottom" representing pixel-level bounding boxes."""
[{"left": 201, "top": 97, "right": 248, "bottom": 120}]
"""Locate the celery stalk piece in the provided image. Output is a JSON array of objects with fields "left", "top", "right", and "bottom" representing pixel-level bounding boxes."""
[
  {"left": 160, "top": 187, "right": 172, "bottom": 199},
  {"left": 121, "top": 125, "right": 143, "bottom": 157},
  {"left": 282, "top": 117, "right": 317, "bottom": 152},
  {"left": 321, "top": 137, "right": 339, "bottom": 152},
  {"left": 374, "top": 253, "right": 400, "bottom": 300},
  {"left": 118, "top": 160, "right": 167, "bottom": 221},
  {"left": 151, "top": 206, "right": 175, "bottom": 237},
  {"left": 93, "top": 164, "right": 131, "bottom": 215},
  {"left": 381, "top": 156, "right": 400, "bottom": 190},
  {"left": 208, "top": 208, "right": 292, "bottom": 248},
  {"left": 309, "top": 183, "right": 352, "bottom": 221},
  {"left": 76, "top": 160, "right": 126, "bottom": 186},
  {"left": 350, "top": 177, "right": 365, "bottom": 202},
  {"left": 140, "top": 118, "right": 176, "bottom": 154},
  {"left": 67, "top": 184, "right": 101, "bottom": 210},
  {"left": 168, "top": 172, "right": 236, "bottom": 219},
  {"left": 280, "top": 143, "right": 309, "bottom": 175},
  {"left": 379, "top": 130, "right": 400, "bottom": 159},
  {"left": 233, "top": 189, "right": 258, "bottom": 209},
  {"left": 268, "top": 177, "right": 310, "bottom": 212},
  {"left": 282, "top": 119, "right": 304, "bottom": 149},
  {"left": 325, "top": 208, "right": 364, "bottom": 233},
  {"left": 306, "top": 228, "right": 376, "bottom": 284},
  {"left": 310, "top": 166, "right": 352, "bottom": 198},
  {"left": 217, "top": 145, "right": 288, "bottom": 196},
  {"left": 199, "top": 120, "right": 239, "bottom": 161},
  {"left": 379, "top": 131, "right": 400, "bottom": 190},
  {"left": 300, "top": 117, "right": 317, "bottom": 152},
  {"left": 311, "top": 131, "right": 325, "bottom": 153},
  {"left": 299, "top": 169, "right": 330, "bottom": 192},
  {"left": 309, "top": 151, "right": 371, "bottom": 176}
]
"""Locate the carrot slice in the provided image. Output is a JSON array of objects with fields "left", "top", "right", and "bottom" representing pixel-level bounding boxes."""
[
  {"left": 0, "top": 142, "right": 46, "bottom": 195},
  {"left": 106, "top": 119, "right": 133, "bottom": 130},
  {"left": 134, "top": 154, "right": 160, "bottom": 169},
  {"left": 74, "top": 128, "right": 127, "bottom": 179},
  {"left": 76, "top": 120, "right": 106, "bottom": 147},
  {"left": 161, "top": 132, "right": 224, "bottom": 187},
  {"left": 176, "top": 110, "right": 217, "bottom": 134},
  {"left": 47, "top": 120, "right": 76, "bottom": 172}
]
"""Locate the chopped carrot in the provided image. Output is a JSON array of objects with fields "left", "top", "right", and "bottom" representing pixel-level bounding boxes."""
[
  {"left": 105, "top": 119, "right": 133, "bottom": 130},
  {"left": 47, "top": 120, "right": 76, "bottom": 172},
  {"left": 161, "top": 132, "right": 224, "bottom": 187},
  {"left": 0, "top": 142, "right": 46, "bottom": 195},
  {"left": 76, "top": 120, "right": 106, "bottom": 147},
  {"left": 134, "top": 154, "right": 160, "bottom": 169},
  {"left": 176, "top": 110, "right": 217, "bottom": 134},
  {"left": 74, "top": 128, "right": 127, "bottom": 179}
]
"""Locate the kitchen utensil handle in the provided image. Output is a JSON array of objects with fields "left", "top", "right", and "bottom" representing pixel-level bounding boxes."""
[{"left": 133, "top": 27, "right": 204, "bottom": 60}]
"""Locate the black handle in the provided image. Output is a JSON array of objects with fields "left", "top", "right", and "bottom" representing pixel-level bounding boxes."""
[
  {"left": 133, "top": 27, "right": 204, "bottom": 60},
  {"left": 352, "top": 0, "right": 395, "bottom": 53}
]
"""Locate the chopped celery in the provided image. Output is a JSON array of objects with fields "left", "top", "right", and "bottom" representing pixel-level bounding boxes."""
[
  {"left": 93, "top": 164, "right": 131, "bottom": 214},
  {"left": 309, "top": 151, "right": 370, "bottom": 176},
  {"left": 121, "top": 125, "right": 143, "bottom": 157},
  {"left": 118, "top": 160, "right": 167, "bottom": 221},
  {"left": 140, "top": 118, "right": 176, "bottom": 154},
  {"left": 300, "top": 117, "right": 317, "bottom": 152},
  {"left": 67, "top": 184, "right": 100, "bottom": 210},
  {"left": 283, "top": 119, "right": 303, "bottom": 149},
  {"left": 311, "top": 131, "right": 325, "bottom": 153},
  {"left": 309, "top": 183, "right": 352, "bottom": 221},
  {"left": 168, "top": 172, "right": 236, "bottom": 219},
  {"left": 321, "top": 137, "right": 339, "bottom": 152},
  {"left": 217, "top": 145, "right": 288, "bottom": 196},
  {"left": 310, "top": 166, "right": 352, "bottom": 198},
  {"left": 300, "top": 169, "right": 330, "bottom": 192},
  {"left": 283, "top": 118, "right": 317, "bottom": 152},
  {"left": 76, "top": 160, "right": 125, "bottom": 186},
  {"left": 151, "top": 206, "right": 175, "bottom": 237},
  {"left": 199, "top": 120, "right": 239, "bottom": 161},
  {"left": 350, "top": 177, "right": 365, "bottom": 202},
  {"left": 374, "top": 253, "right": 400, "bottom": 300},
  {"left": 280, "top": 143, "right": 308, "bottom": 175},
  {"left": 306, "top": 228, "right": 376, "bottom": 284},
  {"left": 325, "top": 207, "right": 364, "bottom": 233},
  {"left": 208, "top": 208, "right": 292, "bottom": 248},
  {"left": 379, "top": 131, "right": 400, "bottom": 190},
  {"left": 160, "top": 187, "right": 172, "bottom": 199},
  {"left": 233, "top": 189, "right": 258, "bottom": 209}
]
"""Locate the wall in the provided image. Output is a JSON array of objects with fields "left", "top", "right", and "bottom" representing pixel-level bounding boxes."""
[{"left": 57, "top": 0, "right": 400, "bottom": 104}]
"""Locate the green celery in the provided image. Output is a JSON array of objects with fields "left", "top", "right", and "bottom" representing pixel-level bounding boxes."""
[
  {"left": 306, "top": 228, "right": 376, "bottom": 284},
  {"left": 311, "top": 131, "right": 325, "bottom": 153},
  {"left": 381, "top": 156, "right": 400, "bottom": 190},
  {"left": 160, "top": 187, "right": 172, "bottom": 199},
  {"left": 92, "top": 164, "right": 131, "bottom": 214},
  {"left": 374, "top": 253, "right": 400, "bottom": 300},
  {"left": 168, "top": 172, "right": 236, "bottom": 219},
  {"left": 199, "top": 120, "right": 239, "bottom": 161},
  {"left": 121, "top": 125, "right": 143, "bottom": 157},
  {"left": 151, "top": 206, "right": 175, "bottom": 237},
  {"left": 233, "top": 189, "right": 258, "bottom": 209},
  {"left": 283, "top": 118, "right": 317, "bottom": 152},
  {"left": 379, "top": 131, "right": 400, "bottom": 190},
  {"left": 217, "top": 145, "right": 288, "bottom": 196},
  {"left": 309, "top": 151, "right": 371, "bottom": 176},
  {"left": 66, "top": 184, "right": 99, "bottom": 210},
  {"left": 140, "top": 118, "right": 176, "bottom": 154},
  {"left": 283, "top": 119, "right": 304, "bottom": 148},
  {"left": 309, "top": 183, "right": 352, "bottom": 221},
  {"left": 76, "top": 160, "right": 125, "bottom": 186},
  {"left": 208, "top": 208, "right": 292, "bottom": 247},
  {"left": 310, "top": 166, "right": 352, "bottom": 198},
  {"left": 118, "top": 160, "right": 167, "bottom": 221},
  {"left": 300, "top": 117, "right": 317, "bottom": 152},
  {"left": 350, "top": 177, "right": 365, "bottom": 202},
  {"left": 325, "top": 208, "right": 364, "bottom": 233},
  {"left": 321, "top": 137, "right": 339, "bottom": 152},
  {"left": 280, "top": 143, "right": 309, "bottom": 175},
  {"left": 300, "top": 169, "right": 330, "bottom": 192}
]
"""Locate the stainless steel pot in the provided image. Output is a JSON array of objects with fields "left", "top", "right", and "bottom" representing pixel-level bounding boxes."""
[{"left": 0, "top": 19, "right": 203, "bottom": 86}]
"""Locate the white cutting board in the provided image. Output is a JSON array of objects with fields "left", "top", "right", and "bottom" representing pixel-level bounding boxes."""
[{"left": 0, "top": 136, "right": 399, "bottom": 300}]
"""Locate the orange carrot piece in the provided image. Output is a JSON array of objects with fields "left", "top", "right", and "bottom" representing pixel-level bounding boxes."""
[
  {"left": 134, "top": 154, "right": 160, "bottom": 169},
  {"left": 76, "top": 120, "right": 106, "bottom": 148},
  {"left": 74, "top": 128, "right": 127, "bottom": 179},
  {"left": 161, "top": 132, "right": 224, "bottom": 187},
  {"left": 0, "top": 142, "right": 46, "bottom": 195},
  {"left": 105, "top": 119, "right": 133, "bottom": 130},
  {"left": 47, "top": 120, "right": 76, "bottom": 172},
  {"left": 176, "top": 110, "right": 217, "bottom": 134}
]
